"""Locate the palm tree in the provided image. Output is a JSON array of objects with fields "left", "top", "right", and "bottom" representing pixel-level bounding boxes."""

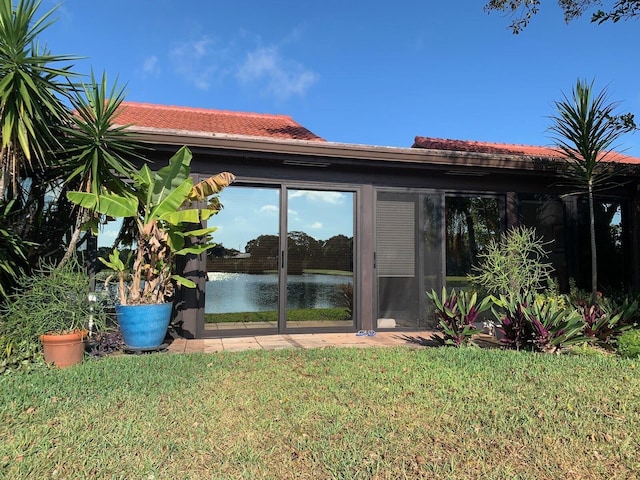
[
  {"left": 0, "top": 0, "right": 78, "bottom": 198},
  {"left": 0, "top": 0, "right": 79, "bottom": 294},
  {"left": 549, "top": 79, "right": 635, "bottom": 297},
  {"left": 57, "top": 71, "right": 142, "bottom": 266}
]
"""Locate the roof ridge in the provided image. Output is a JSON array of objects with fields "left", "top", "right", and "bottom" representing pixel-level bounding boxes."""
[{"left": 120, "top": 101, "right": 296, "bottom": 121}]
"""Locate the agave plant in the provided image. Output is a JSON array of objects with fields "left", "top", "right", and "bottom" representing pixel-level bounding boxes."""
[{"left": 67, "top": 146, "right": 235, "bottom": 305}]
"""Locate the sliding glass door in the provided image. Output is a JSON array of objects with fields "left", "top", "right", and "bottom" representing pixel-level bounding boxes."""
[
  {"left": 205, "top": 186, "right": 280, "bottom": 334},
  {"left": 376, "top": 191, "right": 443, "bottom": 329},
  {"left": 285, "top": 188, "right": 355, "bottom": 331},
  {"left": 205, "top": 184, "right": 356, "bottom": 335}
]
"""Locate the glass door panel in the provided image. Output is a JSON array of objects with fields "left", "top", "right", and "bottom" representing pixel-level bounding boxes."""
[
  {"left": 376, "top": 191, "right": 442, "bottom": 329},
  {"left": 285, "top": 189, "right": 355, "bottom": 330},
  {"left": 205, "top": 186, "right": 279, "bottom": 333}
]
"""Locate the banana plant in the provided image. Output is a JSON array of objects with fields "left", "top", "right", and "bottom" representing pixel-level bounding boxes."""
[{"left": 67, "top": 146, "right": 235, "bottom": 305}]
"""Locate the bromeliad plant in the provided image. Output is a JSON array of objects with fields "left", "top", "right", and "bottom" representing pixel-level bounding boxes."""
[
  {"left": 67, "top": 146, "right": 234, "bottom": 305},
  {"left": 427, "top": 287, "right": 492, "bottom": 347}
]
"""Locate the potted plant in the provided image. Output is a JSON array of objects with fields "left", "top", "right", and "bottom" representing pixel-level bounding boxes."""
[
  {"left": 67, "top": 146, "right": 234, "bottom": 349},
  {"left": 0, "top": 258, "right": 107, "bottom": 368}
]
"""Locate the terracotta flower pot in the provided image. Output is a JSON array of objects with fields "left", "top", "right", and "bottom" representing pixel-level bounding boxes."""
[{"left": 39, "top": 330, "right": 87, "bottom": 368}]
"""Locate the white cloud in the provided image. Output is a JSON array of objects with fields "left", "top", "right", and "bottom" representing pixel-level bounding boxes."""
[
  {"left": 168, "top": 36, "right": 220, "bottom": 91},
  {"left": 289, "top": 191, "right": 345, "bottom": 205},
  {"left": 308, "top": 222, "right": 323, "bottom": 230},
  {"left": 260, "top": 204, "right": 278, "bottom": 214},
  {"left": 165, "top": 29, "right": 317, "bottom": 99},
  {"left": 142, "top": 55, "right": 160, "bottom": 76},
  {"left": 236, "top": 46, "right": 318, "bottom": 100}
]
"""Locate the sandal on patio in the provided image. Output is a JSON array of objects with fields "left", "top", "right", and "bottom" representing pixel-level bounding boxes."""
[
  {"left": 356, "top": 330, "right": 367, "bottom": 336},
  {"left": 367, "top": 330, "right": 376, "bottom": 337}
]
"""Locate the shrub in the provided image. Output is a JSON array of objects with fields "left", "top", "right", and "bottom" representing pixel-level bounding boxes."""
[
  {"left": 0, "top": 335, "right": 44, "bottom": 375},
  {"left": 0, "top": 258, "right": 108, "bottom": 345},
  {"left": 339, "top": 282, "right": 353, "bottom": 319},
  {"left": 617, "top": 329, "right": 640, "bottom": 358},
  {"left": 87, "top": 328, "right": 124, "bottom": 358},
  {"left": 427, "top": 287, "right": 492, "bottom": 347},
  {"left": 469, "top": 226, "right": 554, "bottom": 296},
  {"left": 493, "top": 293, "right": 585, "bottom": 353},
  {"left": 568, "top": 284, "right": 638, "bottom": 348}
]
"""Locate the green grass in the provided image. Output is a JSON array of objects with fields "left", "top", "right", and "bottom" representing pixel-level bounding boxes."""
[
  {"left": 205, "top": 307, "right": 350, "bottom": 323},
  {"left": 1, "top": 348, "right": 639, "bottom": 479}
]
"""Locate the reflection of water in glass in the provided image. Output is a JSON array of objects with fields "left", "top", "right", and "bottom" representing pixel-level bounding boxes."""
[{"left": 205, "top": 272, "right": 352, "bottom": 314}]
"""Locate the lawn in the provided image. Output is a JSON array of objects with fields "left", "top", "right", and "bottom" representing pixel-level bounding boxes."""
[{"left": 1, "top": 347, "right": 639, "bottom": 479}]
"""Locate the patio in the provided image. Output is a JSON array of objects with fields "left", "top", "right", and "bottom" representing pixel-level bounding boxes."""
[{"left": 167, "top": 330, "right": 439, "bottom": 353}]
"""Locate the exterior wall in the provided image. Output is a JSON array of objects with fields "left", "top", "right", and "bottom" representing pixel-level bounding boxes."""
[{"left": 136, "top": 143, "right": 640, "bottom": 338}]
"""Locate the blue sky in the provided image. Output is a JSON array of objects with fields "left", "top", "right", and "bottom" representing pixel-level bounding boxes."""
[{"left": 42, "top": 0, "right": 640, "bottom": 157}]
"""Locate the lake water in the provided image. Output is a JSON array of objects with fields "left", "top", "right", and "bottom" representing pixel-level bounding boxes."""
[{"left": 205, "top": 272, "right": 352, "bottom": 314}]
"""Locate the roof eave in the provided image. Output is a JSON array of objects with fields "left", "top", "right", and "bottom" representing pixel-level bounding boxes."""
[{"left": 123, "top": 125, "right": 560, "bottom": 172}]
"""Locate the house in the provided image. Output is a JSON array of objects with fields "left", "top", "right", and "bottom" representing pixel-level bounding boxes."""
[{"left": 113, "top": 102, "right": 640, "bottom": 338}]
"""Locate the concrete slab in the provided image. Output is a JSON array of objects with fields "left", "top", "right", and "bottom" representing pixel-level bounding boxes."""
[{"left": 167, "top": 331, "right": 437, "bottom": 354}]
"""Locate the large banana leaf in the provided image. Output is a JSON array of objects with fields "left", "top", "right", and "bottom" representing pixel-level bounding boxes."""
[
  {"left": 151, "top": 147, "right": 191, "bottom": 202},
  {"left": 67, "top": 190, "right": 138, "bottom": 218},
  {"left": 189, "top": 171, "right": 236, "bottom": 201},
  {"left": 159, "top": 208, "right": 202, "bottom": 226}
]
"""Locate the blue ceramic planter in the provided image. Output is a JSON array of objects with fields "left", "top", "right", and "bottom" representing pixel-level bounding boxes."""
[{"left": 116, "top": 303, "right": 172, "bottom": 349}]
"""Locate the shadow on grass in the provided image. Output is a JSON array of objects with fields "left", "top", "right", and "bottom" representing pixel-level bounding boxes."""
[{"left": 396, "top": 332, "right": 503, "bottom": 349}]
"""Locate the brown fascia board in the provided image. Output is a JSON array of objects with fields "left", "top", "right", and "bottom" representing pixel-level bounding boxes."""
[{"left": 122, "top": 125, "right": 562, "bottom": 174}]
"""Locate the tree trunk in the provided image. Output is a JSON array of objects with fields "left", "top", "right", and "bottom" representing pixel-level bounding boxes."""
[
  {"left": 588, "top": 181, "right": 598, "bottom": 299},
  {"left": 57, "top": 209, "right": 87, "bottom": 269}
]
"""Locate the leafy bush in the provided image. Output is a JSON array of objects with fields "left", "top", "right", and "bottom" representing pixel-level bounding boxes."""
[
  {"left": 87, "top": 328, "right": 124, "bottom": 358},
  {"left": 469, "top": 226, "right": 554, "bottom": 296},
  {"left": 617, "top": 329, "right": 640, "bottom": 358},
  {"left": 0, "top": 258, "right": 108, "bottom": 345},
  {"left": 427, "top": 288, "right": 492, "bottom": 347},
  {"left": 0, "top": 200, "right": 33, "bottom": 301},
  {"left": 568, "top": 284, "right": 638, "bottom": 348},
  {"left": 339, "top": 282, "right": 353, "bottom": 319},
  {"left": 493, "top": 293, "right": 585, "bottom": 353},
  {"left": 0, "top": 335, "right": 44, "bottom": 375}
]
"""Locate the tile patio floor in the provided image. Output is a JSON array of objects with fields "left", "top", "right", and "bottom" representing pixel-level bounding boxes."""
[{"left": 167, "top": 330, "right": 441, "bottom": 354}]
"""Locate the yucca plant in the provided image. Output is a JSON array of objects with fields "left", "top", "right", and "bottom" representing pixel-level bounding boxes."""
[
  {"left": 57, "top": 71, "right": 142, "bottom": 266},
  {"left": 549, "top": 79, "right": 635, "bottom": 298},
  {"left": 0, "top": 0, "right": 78, "bottom": 198}
]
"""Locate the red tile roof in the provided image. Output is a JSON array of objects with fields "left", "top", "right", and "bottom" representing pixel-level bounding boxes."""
[
  {"left": 412, "top": 136, "right": 640, "bottom": 165},
  {"left": 114, "top": 102, "right": 325, "bottom": 142}
]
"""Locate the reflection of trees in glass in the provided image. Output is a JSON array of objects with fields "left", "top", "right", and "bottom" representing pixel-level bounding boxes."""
[
  {"left": 245, "top": 235, "right": 279, "bottom": 259},
  {"left": 578, "top": 198, "right": 625, "bottom": 289},
  {"left": 288, "top": 231, "right": 323, "bottom": 274},
  {"left": 423, "top": 196, "right": 439, "bottom": 248},
  {"left": 206, "top": 231, "right": 354, "bottom": 275},
  {"left": 230, "top": 232, "right": 354, "bottom": 274},
  {"left": 322, "top": 234, "right": 353, "bottom": 272},
  {"left": 446, "top": 196, "right": 502, "bottom": 276}
]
